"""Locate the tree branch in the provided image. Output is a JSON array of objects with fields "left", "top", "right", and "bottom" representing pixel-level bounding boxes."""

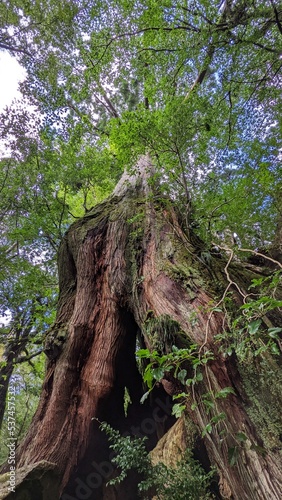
[
  {"left": 184, "top": 43, "right": 215, "bottom": 100},
  {"left": 17, "top": 349, "right": 44, "bottom": 363},
  {"left": 184, "top": 2, "right": 278, "bottom": 100},
  {"left": 237, "top": 247, "right": 282, "bottom": 269},
  {"left": 270, "top": 0, "right": 282, "bottom": 35},
  {"left": 0, "top": 41, "right": 30, "bottom": 56},
  {"left": 66, "top": 99, "right": 109, "bottom": 135}
]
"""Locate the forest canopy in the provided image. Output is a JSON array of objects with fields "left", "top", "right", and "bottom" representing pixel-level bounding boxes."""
[{"left": 1, "top": 1, "right": 282, "bottom": 239}]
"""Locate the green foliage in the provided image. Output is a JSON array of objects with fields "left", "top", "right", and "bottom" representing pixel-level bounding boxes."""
[
  {"left": 137, "top": 344, "right": 215, "bottom": 421},
  {"left": 100, "top": 421, "right": 214, "bottom": 499},
  {"left": 137, "top": 344, "right": 213, "bottom": 393},
  {"left": 215, "top": 271, "right": 282, "bottom": 360},
  {"left": 0, "top": 353, "right": 45, "bottom": 464},
  {"left": 1, "top": 0, "right": 281, "bottom": 250},
  {"left": 137, "top": 331, "right": 238, "bottom": 434}
]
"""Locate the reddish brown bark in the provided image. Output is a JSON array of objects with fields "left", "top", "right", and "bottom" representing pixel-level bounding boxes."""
[{"left": 6, "top": 156, "right": 282, "bottom": 499}]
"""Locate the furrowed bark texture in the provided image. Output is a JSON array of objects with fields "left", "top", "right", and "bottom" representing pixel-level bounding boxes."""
[{"left": 11, "top": 156, "right": 282, "bottom": 499}]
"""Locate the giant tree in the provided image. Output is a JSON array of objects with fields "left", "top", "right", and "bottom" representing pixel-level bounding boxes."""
[{"left": 1, "top": 1, "right": 282, "bottom": 499}]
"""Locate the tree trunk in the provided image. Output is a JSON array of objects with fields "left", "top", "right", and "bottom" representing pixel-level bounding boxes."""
[{"left": 3, "top": 156, "right": 282, "bottom": 499}]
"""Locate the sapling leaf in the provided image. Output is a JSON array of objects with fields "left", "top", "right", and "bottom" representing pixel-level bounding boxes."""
[
  {"left": 202, "top": 423, "right": 212, "bottom": 436},
  {"left": 177, "top": 369, "right": 187, "bottom": 384},
  {"left": 268, "top": 327, "right": 282, "bottom": 338},
  {"left": 210, "top": 412, "right": 226, "bottom": 424},
  {"left": 151, "top": 366, "right": 165, "bottom": 381},
  {"left": 172, "top": 403, "right": 186, "bottom": 418},
  {"left": 140, "top": 391, "right": 150, "bottom": 404},
  {"left": 236, "top": 432, "right": 247, "bottom": 442},
  {"left": 248, "top": 319, "right": 262, "bottom": 335},
  {"left": 173, "top": 392, "right": 186, "bottom": 400},
  {"left": 215, "top": 387, "right": 235, "bottom": 399}
]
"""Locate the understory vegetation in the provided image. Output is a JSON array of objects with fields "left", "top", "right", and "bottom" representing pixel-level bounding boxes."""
[{"left": 100, "top": 421, "right": 215, "bottom": 499}]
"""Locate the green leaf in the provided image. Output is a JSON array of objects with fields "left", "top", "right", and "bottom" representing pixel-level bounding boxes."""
[
  {"left": 202, "top": 423, "right": 212, "bottom": 436},
  {"left": 202, "top": 399, "right": 215, "bottom": 411},
  {"left": 173, "top": 392, "right": 186, "bottom": 400},
  {"left": 270, "top": 343, "right": 280, "bottom": 355},
  {"left": 249, "top": 278, "right": 264, "bottom": 289},
  {"left": 210, "top": 412, "right": 226, "bottom": 424},
  {"left": 151, "top": 366, "right": 165, "bottom": 381},
  {"left": 248, "top": 319, "right": 262, "bottom": 335},
  {"left": 177, "top": 369, "right": 187, "bottom": 384},
  {"left": 186, "top": 378, "right": 194, "bottom": 386},
  {"left": 172, "top": 403, "right": 186, "bottom": 418},
  {"left": 215, "top": 387, "right": 236, "bottom": 399},
  {"left": 236, "top": 432, "right": 247, "bottom": 442},
  {"left": 165, "top": 364, "right": 174, "bottom": 371},
  {"left": 136, "top": 349, "right": 151, "bottom": 359},
  {"left": 140, "top": 391, "right": 150, "bottom": 404},
  {"left": 268, "top": 327, "right": 282, "bottom": 338},
  {"left": 143, "top": 366, "right": 154, "bottom": 389},
  {"left": 254, "top": 346, "right": 267, "bottom": 356}
]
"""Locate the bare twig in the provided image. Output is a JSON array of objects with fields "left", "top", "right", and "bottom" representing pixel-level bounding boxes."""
[
  {"left": 270, "top": 0, "right": 282, "bottom": 36},
  {"left": 17, "top": 349, "right": 44, "bottom": 363},
  {"left": 199, "top": 244, "right": 247, "bottom": 353}
]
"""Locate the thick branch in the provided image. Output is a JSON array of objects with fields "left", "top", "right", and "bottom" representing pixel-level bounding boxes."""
[{"left": 185, "top": 3, "right": 278, "bottom": 99}]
